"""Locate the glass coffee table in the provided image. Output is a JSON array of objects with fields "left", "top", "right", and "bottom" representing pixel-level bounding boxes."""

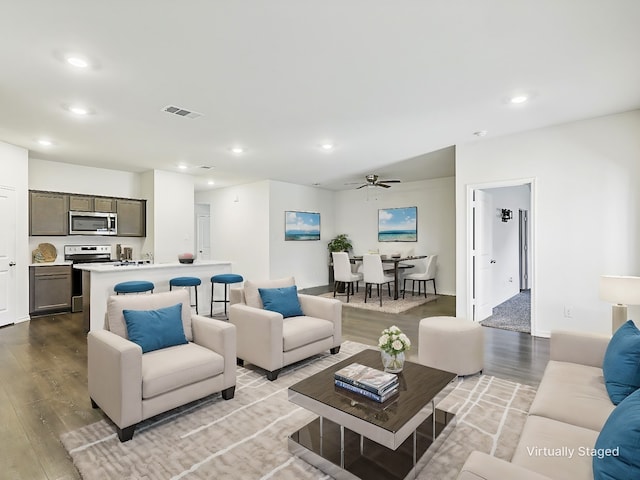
[{"left": 288, "top": 349, "right": 456, "bottom": 480}]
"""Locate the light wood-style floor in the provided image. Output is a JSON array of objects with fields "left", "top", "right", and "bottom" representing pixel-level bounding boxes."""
[{"left": 0, "top": 293, "right": 549, "bottom": 479}]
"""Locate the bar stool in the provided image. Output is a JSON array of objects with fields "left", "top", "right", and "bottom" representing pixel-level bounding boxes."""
[
  {"left": 114, "top": 280, "right": 154, "bottom": 295},
  {"left": 169, "top": 276, "right": 202, "bottom": 314},
  {"left": 210, "top": 273, "right": 244, "bottom": 318}
]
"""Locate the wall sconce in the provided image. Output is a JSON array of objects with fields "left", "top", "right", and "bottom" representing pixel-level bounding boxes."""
[{"left": 501, "top": 209, "right": 513, "bottom": 222}]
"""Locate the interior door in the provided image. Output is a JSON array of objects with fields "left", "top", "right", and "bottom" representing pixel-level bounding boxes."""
[
  {"left": 196, "top": 214, "right": 211, "bottom": 260},
  {"left": 473, "top": 189, "right": 493, "bottom": 321},
  {"left": 0, "top": 187, "right": 17, "bottom": 326}
]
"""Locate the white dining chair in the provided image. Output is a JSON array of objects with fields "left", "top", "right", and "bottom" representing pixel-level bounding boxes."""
[
  {"left": 362, "top": 254, "right": 395, "bottom": 306},
  {"left": 332, "top": 252, "right": 363, "bottom": 302},
  {"left": 403, "top": 255, "right": 437, "bottom": 298}
]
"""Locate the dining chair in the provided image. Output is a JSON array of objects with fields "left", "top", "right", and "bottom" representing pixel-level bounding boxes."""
[
  {"left": 362, "top": 254, "right": 394, "bottom": 306},
  {"left": 403, "top": 255, "right": 437, "bottom": 298},
  {"left": 332, "top": 252, "right": 363, "bottom": 303}
]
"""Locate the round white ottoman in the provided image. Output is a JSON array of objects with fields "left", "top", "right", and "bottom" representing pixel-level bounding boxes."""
[{"left": 418, "top": 316, "right": 484, "bottom": 376}]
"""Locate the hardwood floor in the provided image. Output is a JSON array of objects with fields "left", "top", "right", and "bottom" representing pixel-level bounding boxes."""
[{"left": 0, "top": 293, "right": 549, "bottom": 479}]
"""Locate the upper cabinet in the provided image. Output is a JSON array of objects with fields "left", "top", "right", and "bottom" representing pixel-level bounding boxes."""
[
  {"left": 116, "top": 199, "right": 146, "bottom": 237},
  {"left": 29, "top": 191, "right": 69, "bottom": 236},
  {"left": 69, "top": 195, "right": 93, "bottom": 212},
  {"left": 29, "top": 190, "right": 146, "bottom": 237}
]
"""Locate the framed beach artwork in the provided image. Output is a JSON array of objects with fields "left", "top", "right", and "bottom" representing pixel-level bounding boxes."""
[
  {"left": 378, "top": 207, "right": 417, "bottom": 242},
  {"left": 285, "top": 211, "right": 321, "bottom": 241}
]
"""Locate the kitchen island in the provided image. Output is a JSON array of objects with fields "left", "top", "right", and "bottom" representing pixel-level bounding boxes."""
[{"left": 75, "top": 260, "right": 233, "bottom": 331}]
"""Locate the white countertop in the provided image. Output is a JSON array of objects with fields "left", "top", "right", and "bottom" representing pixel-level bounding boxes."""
[
  {"left": 74, "top": 260, "right": 231, "bottom": 273},
  {"left": 30, "top": 261, "right": 73, "bottom": 267}
]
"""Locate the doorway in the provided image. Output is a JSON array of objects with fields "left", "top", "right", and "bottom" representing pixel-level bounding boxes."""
[
  {"left": 195, "top": 204, "right": 211, "bottom": 261},
  {"left": 0, "top": 186, "right": 17, "bottom": 327},
  {"left": 468, "top": 180, "right": 535, "bottom": 335}
]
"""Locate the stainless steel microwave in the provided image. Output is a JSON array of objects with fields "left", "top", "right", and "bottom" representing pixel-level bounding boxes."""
[{"left": 69, "top": 211, "right": 118, "bottom": 236}]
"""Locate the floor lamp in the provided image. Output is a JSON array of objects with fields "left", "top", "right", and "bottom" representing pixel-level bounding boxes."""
[{"left": 599, "top": 275, "right": 640, "bottom": 333}]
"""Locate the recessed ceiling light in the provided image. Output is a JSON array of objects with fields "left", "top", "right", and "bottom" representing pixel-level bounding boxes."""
[
  {"left": 510, "top": 95, "right": 529, "bottom": 104},
  {"left": 66, "top": 56, "right": 89, "bottom": 68},
  {"left": 207, "top": 180, "right": 215, "bottom": 185},
  {"left": 69, "top": 105, "right": 89, "bottom": 115},
  {"left": 230, "top": 147, "right": 244, "bottom": 154},
  {"left": 473, "top": 130, "right": 488, "bottom": 137},
  {"left": 37, "top": 139, "right": 53, "bottom": 146},
  {"left": 321, "top": 143, "right": 334, "bottom": 151},
  {"left": 178, "top": 164, "right": 188, "bottom": 170}
]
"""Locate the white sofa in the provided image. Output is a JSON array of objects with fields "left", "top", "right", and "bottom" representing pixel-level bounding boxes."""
[
  {"left": 229, "top": 277, "right": 342, "bottom": 380},
  {"left": 458, "top": 330, "right": 613, "bottom": 480},
  {"left": 88, "top": 290, "right": 236, "bottom": 441}
]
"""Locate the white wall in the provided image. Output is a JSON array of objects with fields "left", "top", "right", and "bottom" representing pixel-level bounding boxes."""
[
  {"left": 28, "top": 158, "right": 146, "bottom": 260},
  {"left": 151, "top": 170, "right": 195, "bottom": 263},
  {"left": 29, "top": 158, "right": 141, "bottom": 198},
  {"left": 1, "top": 141, "right": 29, "bottom": 322},
  {"left": 484, "top": 185, "right": 531, "bottom": 306},
  {"left": 268, "top": 181, "right": 335, "bottom": 288},
  {"left": 333, "top": 177, "right": 456, "bottom": 295},
  {"left": 196, "top": 181, "right": 271, "bottom": 282},
  {"left": 456, "top": 109, "right": 640, "bottom": 336}
]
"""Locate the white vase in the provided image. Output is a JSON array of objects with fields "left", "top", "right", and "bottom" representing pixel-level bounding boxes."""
[{"left": 381, "top": 350, "right": 405, "bottom": 373}]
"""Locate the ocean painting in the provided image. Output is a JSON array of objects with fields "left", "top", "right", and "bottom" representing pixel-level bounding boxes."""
[
  {"left": 285, "top": 211, "right": 321, "bottom": 241},
  {"left": 378, "top": 207, "right": 417, "bottom": 242}
]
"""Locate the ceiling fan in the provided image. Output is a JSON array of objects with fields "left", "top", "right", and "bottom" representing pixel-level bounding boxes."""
[{"left": 354, "top": 174, "right": 401, "bottom": 189}]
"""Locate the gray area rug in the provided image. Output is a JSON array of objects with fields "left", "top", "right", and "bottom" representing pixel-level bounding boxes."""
[
  {"left": 319, "top": 291, "right": 437, "bottom": 314},
  {"left": 61, "top": 341, "right": 536, "bottom": 479},
  {"left": 481, "top": 290, "right": 531, "bottom": 334}
]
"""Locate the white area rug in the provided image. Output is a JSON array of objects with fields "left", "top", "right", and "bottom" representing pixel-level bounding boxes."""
[
  {"left": 319, "top": 291, "right": 437, "bottom": 314},
  {"left": 61, "top": 341, "right": 536, "bottom": 479}
]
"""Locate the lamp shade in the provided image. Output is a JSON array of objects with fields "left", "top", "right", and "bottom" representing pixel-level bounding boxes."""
[{"left": 599, "top": 276, "right": 640, "bottom": 305}]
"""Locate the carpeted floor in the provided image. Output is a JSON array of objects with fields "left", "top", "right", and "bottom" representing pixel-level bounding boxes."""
[
  {"left": 61, "top": 341, "right": 536, "bottom": 480},
  {"left": 481, "top": 290, "right": 531, "bottom": 334},
  {"left": 319, "top": 290, "right": 437, "bottom": 314}
]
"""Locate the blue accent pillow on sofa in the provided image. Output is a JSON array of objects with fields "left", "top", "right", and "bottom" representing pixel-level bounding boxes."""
[
  {"left": 602, "top": 320, "right": 640, "bottom": 404},
  {"left": 593, "top": 387, "right": 640, "bottom": 480},
  {"left": 123, "top": 303, "right": 188, "bottom": 353},
  {"left": 258, "top": 285, "right": 304, "bottom": 318}
]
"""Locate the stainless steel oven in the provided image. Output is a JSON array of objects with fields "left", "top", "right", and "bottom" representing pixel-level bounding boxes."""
[
  {"left": 64, "top": 245, "right": 113, "bottom": 312},
  {"left": 69, "top": 211, "right": 117, "bottom": 236}
]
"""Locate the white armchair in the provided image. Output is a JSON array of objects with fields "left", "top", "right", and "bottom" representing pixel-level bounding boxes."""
[
  {"left": 87, "top": 290, "right": 236, "bottom": 441},
  {"left": 229, "top": 277, "right": 342, "bottom": 380}
]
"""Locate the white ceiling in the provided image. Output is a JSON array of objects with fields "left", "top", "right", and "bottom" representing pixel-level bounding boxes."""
[{"left": 1, "top": 1, "right": 639, "bottom": 191}]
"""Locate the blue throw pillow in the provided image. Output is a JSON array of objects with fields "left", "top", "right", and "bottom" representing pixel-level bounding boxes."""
[
  {"left": 123, "top": 303, "right": 188, "bottom": 353},
  {"left": 593, "top": 388, "right": 640, "bottom": 480},
  {"left": 258, "top": 285, "right": 304, "bottom": 318},
  {"left": 602, "top": 320, "right": 640, "bottom": 404}
]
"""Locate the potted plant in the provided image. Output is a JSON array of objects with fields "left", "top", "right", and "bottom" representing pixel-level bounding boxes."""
[{"left": 327, "top": 234, "right": 353, "bottom": 253}]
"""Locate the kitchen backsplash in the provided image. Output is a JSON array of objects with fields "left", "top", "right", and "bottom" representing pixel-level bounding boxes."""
[{"left": 28, "top": 236, "right": 146, "bottom": 263}]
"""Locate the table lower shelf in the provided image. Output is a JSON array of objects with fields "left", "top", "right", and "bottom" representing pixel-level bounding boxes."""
[{"left": 288, "top": 409, "right": 455, "bottom": 480}]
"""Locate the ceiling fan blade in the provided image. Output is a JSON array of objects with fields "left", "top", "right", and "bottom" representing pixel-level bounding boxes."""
[
  {"left": 379, "top": 179, "right": 401, "bottom": 183},
  {"left": 356, "top": 184, "right": 368, "bottom": 189},
  {"left": 378, "top": 183, "right": 392, "bottom": 188}
]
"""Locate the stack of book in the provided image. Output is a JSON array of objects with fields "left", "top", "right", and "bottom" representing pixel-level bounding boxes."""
[{"left": 334, "top": 362, "right": 399, "bottom": 403}]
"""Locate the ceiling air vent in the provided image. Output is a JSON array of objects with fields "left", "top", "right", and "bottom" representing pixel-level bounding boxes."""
[
  {"left": 162, "top": 105, "right": 203, "bottom": 119},
  {"left": 198, "top": 165, "right": 214, "bottom": 170}
]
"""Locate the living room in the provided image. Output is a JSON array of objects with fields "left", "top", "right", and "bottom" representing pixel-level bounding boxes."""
[{"left": 2, "top": 2, "right": 640, "bottom": 479}]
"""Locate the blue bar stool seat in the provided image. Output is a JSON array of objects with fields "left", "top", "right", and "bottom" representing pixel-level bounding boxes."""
[
  {"left": 211, "top": 273, "right": 244, "bottom": 318},
  {"left": 170, "top": 276, "right": 202, "bottom": 314},
  {"left": 114, "top": 280, "right": 154, "bottom": 295}
]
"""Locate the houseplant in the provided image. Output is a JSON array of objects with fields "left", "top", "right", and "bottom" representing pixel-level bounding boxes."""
[
  {"left": 327, "top": 233, "right": 353, "bottom": 253},
  {"left": 378, "top": 325, "right": 411, "bottom": 373}
]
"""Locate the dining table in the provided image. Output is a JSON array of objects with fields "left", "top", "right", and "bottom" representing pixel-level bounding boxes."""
[{"left": 351, "top": 255, "right": 427, "bottom": 300}]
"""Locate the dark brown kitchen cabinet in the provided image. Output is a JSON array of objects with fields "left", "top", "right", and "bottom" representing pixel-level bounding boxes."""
[
  {"left": 69, "top": 195, "right": 93, "bottom": 212},
  {"left": 29, "top": 191, "right": 69, "bottom": 236},
  {"left": 29, "top": 265, "right": 72, "bottom": 315},
  {"left": 116, "top": 199, "right": 146, "bottom": 237}
]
